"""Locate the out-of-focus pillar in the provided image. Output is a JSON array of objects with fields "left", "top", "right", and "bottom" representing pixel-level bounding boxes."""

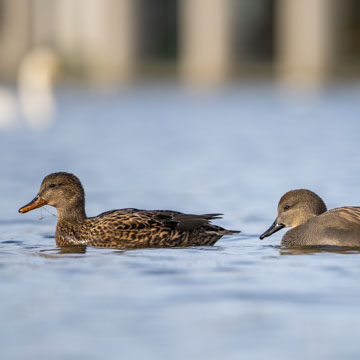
[
  {"left": 179, "top": 0, "right": 231, "bottom": 87},
  {"left": 68, "top": 0, "right": 137, "bottom": 86},
  {"left": 54, "top": 0, "right": 85, "bottom": 70},
  {"left": 82, "top": 0, "right": 137, "bottom": 85},
  {"left": 0, "top": 0, "right": 31, "bottom": 80},
  {"left": 55, "top": 0, "right": 137, "bottom": 85},
  {"left": 31, "top": 0, "right": 55, "bottom": 46},
  {"left": 276, "top": 0, "right": 335, "bottom": 87}
]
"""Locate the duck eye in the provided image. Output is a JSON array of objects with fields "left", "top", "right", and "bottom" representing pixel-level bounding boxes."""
[
  {"left": 284, "top": 205, "right": 290, "bottom": 211},
  {"left": 49, "top": 184, "right": 56, "bottom": 188}
]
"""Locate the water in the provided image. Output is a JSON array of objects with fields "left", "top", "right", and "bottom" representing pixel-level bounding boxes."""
[{"left": 1, "top": 84, "right": 360, "bottom": 360}]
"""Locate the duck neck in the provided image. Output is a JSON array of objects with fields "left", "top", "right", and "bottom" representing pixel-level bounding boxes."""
[
  {"left": 57, "top": 200, "right": 87, "bottom": 224},
  {"left": 292, "top": 213, "right": 316, "bottom": 227}
]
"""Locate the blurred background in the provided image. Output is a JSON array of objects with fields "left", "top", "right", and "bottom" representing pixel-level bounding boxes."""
[
  {"left": 2, "top": 2, "right": 360, "bottom": 360},
  {"left": 1, "top": 0, "right": 360, "bottom": 129},
  {"left": 1, "top": 0, "right": 360, "bottom": 89}
]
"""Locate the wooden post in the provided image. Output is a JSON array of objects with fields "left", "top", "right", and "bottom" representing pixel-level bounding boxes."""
[
  {"left": 0, "top": 0, "right": 31, "bottom": 80},
  {"left": 81, "top": 0, "right": 137, "bottom": 85},
  {"left": 179, "top": 0, "right": 231, "bottom": 87},
  {"left": 31, "top": 0, "right": 55, "bottom": 46},
  {"left": 55, "top": 0, "right": 137, "bottom": 85},
  {"left": 276, "top": 0, "right": 334, "bottom": 87}
]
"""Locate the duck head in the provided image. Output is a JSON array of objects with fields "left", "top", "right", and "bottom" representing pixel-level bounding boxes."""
[
  {"left": 260, "top": 189, "right": 327, "bottom": 240},
  {"left": 19, "top": 172, "right": 86, "bottom": 221}
]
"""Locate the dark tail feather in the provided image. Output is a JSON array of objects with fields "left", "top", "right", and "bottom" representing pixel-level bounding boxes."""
[
  {"left": 202, "top": 214, "right": 241, "bottom": 235},
  {"left": 163, "top": 213, "right": 224, "bottom": 231},
  {"left": 220, "top": 229, "right": 241, "bottom": 235},
  {"left": 161, "top": 212, "right": 240, "bottom": 234},
  {"left": 201, "top": 213, "right": 224, "bottom": 220}
]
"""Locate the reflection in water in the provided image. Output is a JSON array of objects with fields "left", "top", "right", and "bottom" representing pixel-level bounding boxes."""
[
  {"left": 1, "top": 240, "right": 23, "bottom": 244},
  {"left": 40, "top": 246, "right": 87, "bottom": 257},
  {"left": 279, "top": 245, "right": 360, "bottom": 255}
]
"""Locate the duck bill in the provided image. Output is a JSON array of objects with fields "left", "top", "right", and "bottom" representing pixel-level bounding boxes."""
[
  {"left": 18, "top": 195, "right": 47, "bottom": 213},
  {"left": 259, "top": 220, "right": 285, "bottom": 239}
]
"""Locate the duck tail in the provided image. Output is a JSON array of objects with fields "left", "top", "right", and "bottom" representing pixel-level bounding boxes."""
[
  {"left": 205, "top": 227, "right": 241, "bottom": 235},
  {"left": 220, "top": 229, "right": 241, "bottom": 235},
  {"left": 201, "top": 213, "right": 224, "bottom": 220}
]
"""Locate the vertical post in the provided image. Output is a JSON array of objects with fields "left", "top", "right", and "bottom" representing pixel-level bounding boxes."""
[
  {"left": 31, "top": 0, "right": 55, "bottom": 46},
  {"left": 0, "top": 0, "right": 31, "bottom": 80},
  {"left": 82, "top": 0, "right": 137, "bottom": 85},
  {"left": 55, "top": 0, "right": 137, "bottom": 85},
  {"left": 179, "top": 0, "right": 231, "bottom": 87},
  {"left": 54, "top": 0, "right": 84, "bottom": 72},
  {"left": 276, "top": 0, "right": 334, "bottom": 87}
]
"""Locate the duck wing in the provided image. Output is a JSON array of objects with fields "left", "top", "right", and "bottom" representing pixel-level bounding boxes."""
[
  {"left": 91, "top": 209, "right": 225, "bottom": 232},
  {"left": 326, "top": 207, "right": 360, "bottom": 227},
  {"left": 290, "top": 207, "right": 360, "bottom": 246},
  {"left": 149, "top": 211, "right": 224, "bottom": 231}
]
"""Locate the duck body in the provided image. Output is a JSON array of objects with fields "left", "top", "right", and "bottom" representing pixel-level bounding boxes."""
[
  {"left": 19, "top": 172, "right": 239, "bottom": 248},
  {"left": 260, "top": 189, "right": 360, "bottom": 247},
  {"left": 55, "top": 208, "right": 234, "bottom": 248},
  {"left": 281, "top": 207, "right": 360, "bottom": 247}
]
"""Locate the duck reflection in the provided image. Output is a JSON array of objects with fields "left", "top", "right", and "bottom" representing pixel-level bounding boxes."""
[
  {"left": 279, "top": 245, "right": 360, "bottom": 256},
  {"left": 39, "top": 245, "right": 87, "bottom": 257}
]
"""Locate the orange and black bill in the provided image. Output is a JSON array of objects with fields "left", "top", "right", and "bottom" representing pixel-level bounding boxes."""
[{"left": 18, "top": 196, "right": 47, "bottom": 213}]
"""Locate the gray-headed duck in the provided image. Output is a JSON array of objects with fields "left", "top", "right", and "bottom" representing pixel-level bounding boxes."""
[{"left": 260, "top": 189, "right": 360, "bottom": 247}]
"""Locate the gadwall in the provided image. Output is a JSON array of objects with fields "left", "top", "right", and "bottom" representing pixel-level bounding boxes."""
[
  {"left": 19, "top": 172, "right": 239, "bottom": 248},
  {"left": 259, "top": 189, "right": 360, "bottom": 246}
]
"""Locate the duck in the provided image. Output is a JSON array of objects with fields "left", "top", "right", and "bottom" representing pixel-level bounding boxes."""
[
  {"left": 18, "top": 172, "right": 240, "bottom": 248},
  {"left": 259, "top": 189, "right": 360, "bottom": 247}
]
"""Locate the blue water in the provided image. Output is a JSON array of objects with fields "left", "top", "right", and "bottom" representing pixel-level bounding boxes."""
[{"left": 1, "top": 84, "right": 360, "bottom": 359}]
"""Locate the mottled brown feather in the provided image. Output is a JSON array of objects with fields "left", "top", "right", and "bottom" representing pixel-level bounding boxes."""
[{"left": 19, "top": 172, "right": 240, "bottom": 248}]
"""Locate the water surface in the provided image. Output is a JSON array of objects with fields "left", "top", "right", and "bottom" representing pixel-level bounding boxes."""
[{"left": 1, "top": 84, "right": 360, "bottom": 360}]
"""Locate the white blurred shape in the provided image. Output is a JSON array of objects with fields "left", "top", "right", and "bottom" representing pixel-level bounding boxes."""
[
  {"left": 0, "top": 88, "right": 18, "bottom": 130},
  {"left": 18, "top": 47, "right": 61, "bottom": 130}
]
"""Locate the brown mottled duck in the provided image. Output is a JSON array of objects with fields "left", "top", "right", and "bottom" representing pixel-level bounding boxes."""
[
  {"left": 260, "top": 189, "right": 360, "bottom": 247},
  {"left": 19, "top": 172, "right": 239, "bottom": 248}
]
